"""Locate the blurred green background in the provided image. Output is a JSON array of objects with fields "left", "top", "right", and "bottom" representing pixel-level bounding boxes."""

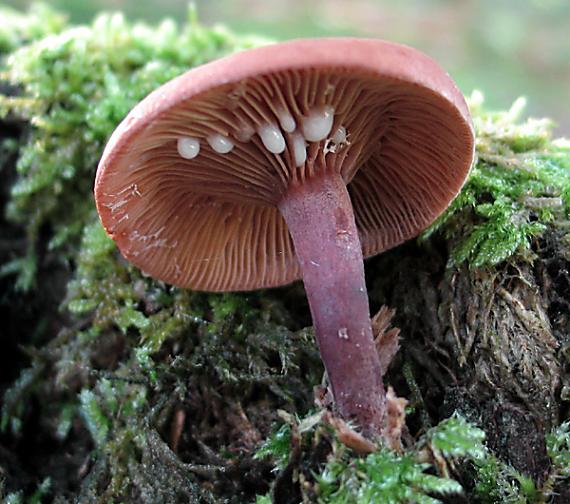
[{"left": 3, "top": 0, "right": 570, "bottom": 134}]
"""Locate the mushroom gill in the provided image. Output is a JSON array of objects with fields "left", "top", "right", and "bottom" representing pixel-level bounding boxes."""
[{"left": 97, "top": 67, "right": 472, "bottom": 292}]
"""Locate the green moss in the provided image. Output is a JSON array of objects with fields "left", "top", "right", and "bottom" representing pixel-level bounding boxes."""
[
  {"left": 318, "top": 450, "right": 463, "bottom": 504},
  {"left": 79, "top": 388, "right": 111, "bottom": 447},
  {"left": 0, "top": 4, "right": 65, "bottom": 55},
  {"left": 426, "top": 415, "right": 486, "bottom": 459},
  {"left": 254, "top": 423, "right": 292, "bottom": 470},
  {"left": 255, "top": 414, "right": 484, "bottom": 503},
  {"left": 544, "top": 420, "right": 570, "bottom": 497},
  {"left": 2, "top": 477, "right": 51, "bottom": 504},
  {"left": 256, "top": 414, "right": 568, "bottom": 503},
  {"left": 472, "top": 455, "right": 540, "bottom": 504},
  {"left": 314, "top": 417, "right": 482, "bottom": 503},
  {"left": 547, "top": 420, "right": 570, "bottom": 478},
  {"left": 1, "top": 365, "right": 43, "bottom": 434}
]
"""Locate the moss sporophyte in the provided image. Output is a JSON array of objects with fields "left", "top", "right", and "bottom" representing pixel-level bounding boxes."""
[{"left": 94, "top": 38, "right": 475, "bottom": 438}]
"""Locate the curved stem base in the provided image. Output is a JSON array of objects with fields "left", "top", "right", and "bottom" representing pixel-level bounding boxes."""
[{"left": 279, "top": 173, "right": 386, "bottom": 437}]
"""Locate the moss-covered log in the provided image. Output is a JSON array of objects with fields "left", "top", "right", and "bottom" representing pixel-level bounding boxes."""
[{"left": 0, "top": 5, "right": 569, "bottom": 503}]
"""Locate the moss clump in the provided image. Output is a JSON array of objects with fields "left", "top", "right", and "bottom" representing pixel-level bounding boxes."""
[
  {"left": 0, "top": 3, "right": 66, "bottom": 54},
  {"left": 1, "top": 4, "right": 570, "bottom": 503},
  {"left": 256, "top": 415, "right": 570, "bottom": 503},
  {"left": 317, "top": 449, "right": 463, "bottom": 503}
]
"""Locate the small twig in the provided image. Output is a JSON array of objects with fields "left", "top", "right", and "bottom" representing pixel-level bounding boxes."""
[
  {"left": 196, "top": 439, "right": 227, "bottom": 466},
  {"left": 402, "top": 359, "right": 432, "bottom": 430},
  {"left": 478, "top": 152, "right": 536, "bottom": 174},
  {"left": 322, "top": 411, "right": 377, "bottom": 455},
  {"left": 522, "top": 196, "right": 563, "bottom": 209},
  {"left": 169, "top": 407, "right": 186, "bottom": 454}
]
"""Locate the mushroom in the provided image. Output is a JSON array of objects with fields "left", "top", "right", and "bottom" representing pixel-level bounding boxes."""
[{"left": 94, "top": 38, "right": 475, "bottom": 438}]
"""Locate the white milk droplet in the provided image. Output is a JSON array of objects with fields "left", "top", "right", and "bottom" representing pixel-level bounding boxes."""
[
  {"left": 338, "top": 327, "right": 349, "bottom": 340},
  {"left": 302, "top": 106, "right": 334, "bottom": 142},
  {"left": 177, "top": 136, "right": 200, "bottom": 159},
  {"left": 277, "top": 109, "right": 296, "bottom": 133},
  {"left": 332, "top": 125, "right": 347, "bottom": 144},
  {"left": 258, "top": 124, "right": 286, "bottom": 154},
  {"left": 207, "top": 133, "right": 234, "bottom": 154},
  {"left": 292, "top": 132, "right": 307, "bottom": 167}
]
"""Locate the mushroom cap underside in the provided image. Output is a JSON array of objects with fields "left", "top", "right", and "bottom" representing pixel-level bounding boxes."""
[{"left": 95, "top": 37, "right": 475, "bottom": 291}]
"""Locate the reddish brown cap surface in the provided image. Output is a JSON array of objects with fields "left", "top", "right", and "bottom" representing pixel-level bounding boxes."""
[{"left": 95, "top": 38, "right": 475, "bottom": 291}]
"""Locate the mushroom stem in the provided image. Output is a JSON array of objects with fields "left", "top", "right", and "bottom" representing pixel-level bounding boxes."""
[{"left": 279, "top": 172, "right": 386, "bottom": 437}]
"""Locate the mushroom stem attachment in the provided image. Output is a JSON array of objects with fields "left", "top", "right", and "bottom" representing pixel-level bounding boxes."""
[{"left": 279, "top": 173, "right": 385, "bottom": 437}]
